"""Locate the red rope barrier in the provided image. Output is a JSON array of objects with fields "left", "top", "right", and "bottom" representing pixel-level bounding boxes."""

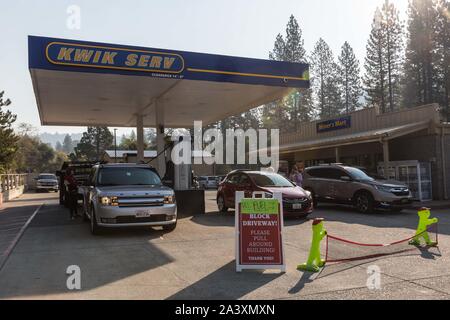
[{"left": 324, "top": 224, "right": 438, "bottom": 264}]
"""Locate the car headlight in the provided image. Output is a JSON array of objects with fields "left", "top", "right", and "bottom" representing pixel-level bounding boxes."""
[
  {"left": 164, "top": 195, "right": 175, "bottom": 204},
  {"left": 264, "top": 192, "right": 273, "bottom": 199},
  {"left": 374, "top": 185, "right": 394, "bottom": 193},
  {"left": 99, "top": 196, "right": 118, "bottom": 206},
  {"left": 304, "top": 190, "right": 312, "bottom": 198}
]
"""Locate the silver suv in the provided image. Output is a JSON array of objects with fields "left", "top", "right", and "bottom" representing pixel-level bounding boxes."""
[
  {"left": 303, "top": 164, "right": 413, "bottom": 213},
  {"left": 82, "top": 164, "right": 177, "bottom": 235}
]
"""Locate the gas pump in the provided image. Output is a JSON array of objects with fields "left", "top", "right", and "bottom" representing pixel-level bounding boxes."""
[
  {"left": 154, "top": 134, "right": 204, "bottom": 216},
  {"left": 161, "top": 135, "right": 193, "bottom": 191}
]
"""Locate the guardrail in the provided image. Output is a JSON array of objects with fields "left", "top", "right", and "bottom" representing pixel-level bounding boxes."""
[
  {"left": 0, "top": 174, "right": 28, "bottom": 204},
  {"left": 0, "top": 174, "right": 28, "bottom": 193}
]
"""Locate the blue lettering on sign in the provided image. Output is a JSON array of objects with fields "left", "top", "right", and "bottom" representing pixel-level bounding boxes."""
[
  {"left": 316, "top": 116, "right": 351, "bottom": 133},
  {"left": 45, "top": 42, "right": 185, "bottom": 74}
]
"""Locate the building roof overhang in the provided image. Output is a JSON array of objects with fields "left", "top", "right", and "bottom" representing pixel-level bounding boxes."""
[{"left": 277, "top": 120, "right": 431, "bottom": 154}]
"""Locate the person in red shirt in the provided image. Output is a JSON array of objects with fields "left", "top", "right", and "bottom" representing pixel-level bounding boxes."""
[{"left": 64, "top": 168, "right": 79, "bottom": 220}]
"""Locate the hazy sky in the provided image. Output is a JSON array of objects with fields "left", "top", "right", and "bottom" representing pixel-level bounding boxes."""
[{"left": 0, "top": 0, "right": 409, "bottom": 136}]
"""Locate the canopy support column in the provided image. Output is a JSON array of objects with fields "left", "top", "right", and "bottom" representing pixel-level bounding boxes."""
[
  {"left": 136, "top": 114, "right": 144, "bottom": 162},
  {"left": 155, "top": 101, "right": 166, "bottom": 177},
  {"left": 382, "top": 140, "right": 390, "bottom": 179}
]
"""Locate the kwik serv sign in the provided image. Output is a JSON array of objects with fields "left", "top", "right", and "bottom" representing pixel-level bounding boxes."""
[
  {"left": 45, "top": 42, "right": 185, "bottom": 75},
  {"left": 30, "top": 36, "right": 311, "bottom": 87},
  {"left": 235, "top": 192, "right": 285, "bottom": 273}
]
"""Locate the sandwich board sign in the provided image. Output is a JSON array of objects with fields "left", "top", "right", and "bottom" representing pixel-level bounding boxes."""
[{"left": 235, "top": 191, "right": 285, "bottom": 272}]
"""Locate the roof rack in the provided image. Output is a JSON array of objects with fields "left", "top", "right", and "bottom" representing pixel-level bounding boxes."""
[{"left": 318, "top": 163, "right": 344, "bottom": 166}]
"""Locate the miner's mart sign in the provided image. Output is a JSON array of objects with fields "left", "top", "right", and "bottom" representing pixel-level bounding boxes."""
[{"left": 235, "top": 192, "right": 286, "bottom": 272}]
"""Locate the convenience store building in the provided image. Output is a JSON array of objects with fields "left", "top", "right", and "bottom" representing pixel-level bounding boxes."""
[{"left": 278, "top": 104, "right": 450, "bottom": 201}]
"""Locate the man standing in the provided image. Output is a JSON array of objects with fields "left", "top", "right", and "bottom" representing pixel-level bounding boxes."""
[{"left": 64, "top": 168, "right": 79, "bottom": 220}]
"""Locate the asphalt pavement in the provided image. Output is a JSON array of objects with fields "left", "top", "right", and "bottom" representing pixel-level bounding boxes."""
[{"left": 0, "top": 190, "right": 448, "bottom": 300}]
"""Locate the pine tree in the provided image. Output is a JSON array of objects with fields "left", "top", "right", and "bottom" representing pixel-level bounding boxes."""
[
  {"left": 74, "top": 127, "right": 113, "bottom": 161},
  {"left": 403, "top": 0, "right": 439, "bottom": 108},
  {"left": 435, "top": 0, "right": 450, "bottom": 119},
  {"left": 310, "top": 38, "right": 341, "bottom": 118},
  {"left": 365, "top": 8, "right": 387, "bottom": 112},
  {"left": 284, "top": 15, "right": 306, "bottom": 63},
  {"left": 364, "top": 2, "right": 403, "bottom": 113},
  {"left": 55, "top": 141, "right": 63, "bottom": 152},
  {"left": 337, "top": 42, "right": 363, "bottom": 113},
  {"left": 265, "top": 15, "right": 313, "bottom": 131},
  {"left": 62, "top": 134, "right": 74, "bottom": 154},
  {"left": 382, "top": 0, "right": 404, "bottom": 111},
  {"left": 269, "top": 34, "right": 286, "bottom": 61},
  {"left": 0, "top": 91, "right": 18, "bottom": 173}
]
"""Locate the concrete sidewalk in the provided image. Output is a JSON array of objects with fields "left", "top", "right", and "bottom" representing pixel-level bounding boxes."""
[{"left": 0, "top": 193, "right": 50, "bottom": 270}]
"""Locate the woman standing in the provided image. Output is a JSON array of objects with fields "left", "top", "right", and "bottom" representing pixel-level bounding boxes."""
[
  {"left": 64, "top": 168, "right": 79, "bottom": 220},
  {"left": 289, "top": 165, "right": 303, "bottom": 188}
]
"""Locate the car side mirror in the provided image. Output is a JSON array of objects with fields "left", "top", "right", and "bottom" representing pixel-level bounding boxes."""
[{"left": 340, "top": 176, "right": 351, "bottom": 182}]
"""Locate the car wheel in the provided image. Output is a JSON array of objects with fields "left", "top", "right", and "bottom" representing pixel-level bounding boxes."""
[
  {"left": 354, "top": 192, "right": 374, "bottom": 214},
  {"left": 90, "top": 207, "right": 102, "bottom": 235},
  {"left": 163, "top": 222, "right": 177, "bottom": 232},
  {"left": 217, "top": 195, "right": 228, "bottom": 213}
]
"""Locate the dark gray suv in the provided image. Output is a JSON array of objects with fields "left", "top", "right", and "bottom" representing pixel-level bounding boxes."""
[{"left": 302, "top": 165, "right": 413, "bottom": 213}]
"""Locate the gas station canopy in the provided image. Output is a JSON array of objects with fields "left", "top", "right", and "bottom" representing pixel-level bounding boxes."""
[{"left": 28, "top": 36, "right": 309, "bottom": 128}]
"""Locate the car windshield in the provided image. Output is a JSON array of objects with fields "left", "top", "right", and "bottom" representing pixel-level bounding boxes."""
[
  {"left": 248, "top": 173, "right": 294, "bottom": 187},
  {"left": 38, "top": 174, "right": 56, "bottom": 180},
  {"left": 97, "top": 167, "right": 161, "bottom": 186},
  {"left": 345, "top": 167, "right": 375, "bottom": 181}
]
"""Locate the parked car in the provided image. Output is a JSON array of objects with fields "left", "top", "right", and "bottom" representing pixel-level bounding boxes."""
[
  {"left": 80, "top": 163, "right": 177, "bottom": 235},
  {"left": 216, "top": 170, "right": 313, "bottom": 217},
  {"left": 199, "top": 176, "right": 219, "bottom": 189},
  {"left": 302, "top": 164, "right": 413, "bottom": 213},
  {"left": 35, "top": 173, "right": 59, "bottom": 192}
]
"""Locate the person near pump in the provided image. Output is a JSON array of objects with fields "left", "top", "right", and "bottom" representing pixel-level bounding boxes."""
[{"left": 64, "top": 168, "right": 79, "bottom": 220}]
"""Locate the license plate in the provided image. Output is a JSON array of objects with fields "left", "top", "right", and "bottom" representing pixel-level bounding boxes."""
[
  {"left": 292, "top": 204, "right": 302, "bottom": 210},
  {"left": 136, "top": 210, "right": 151, "bottom": 218},
  {"left": 401, "top": 199, "right": 409, "bottom": 203}
]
